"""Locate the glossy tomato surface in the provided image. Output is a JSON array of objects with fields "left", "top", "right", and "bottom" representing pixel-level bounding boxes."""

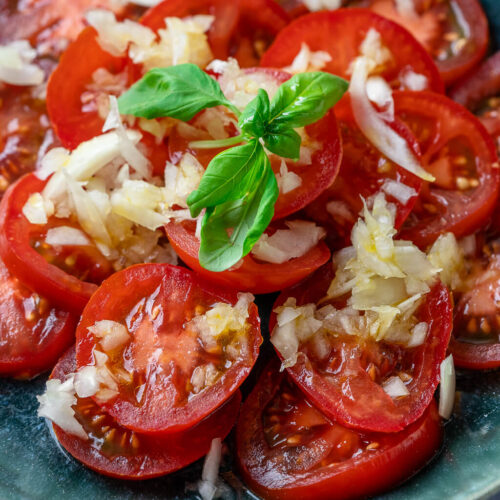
[
  {"left": 236, "top": 360, "right": 443, "bottom": 500},
  {"left": 0, "top": 259, "right": 76, "bottom": 379},
  {"left": 0, "top": 174, "right": 112, "bottom": 315},
  {"left": 270, "top": 265, "right": 452, "bottom": 433},
  {"left": 165, "top": 220, "right": 331, "bottom": 294},
  {"left": 395, "top": 91, "right": 500, "bottom": 248},
  {"left": 51, "top": 347, "right": 242, "bottom": 480},
  {"left": 260, "top": 9, "right": 444, "bottom": 93},
  {"left": 76, "top": 263, "right": 261, "bottom": 434}
]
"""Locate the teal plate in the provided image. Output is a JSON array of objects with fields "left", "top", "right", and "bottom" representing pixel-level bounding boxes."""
[{"left": 1, "top": 1, "right": 500, "bottom": 498}]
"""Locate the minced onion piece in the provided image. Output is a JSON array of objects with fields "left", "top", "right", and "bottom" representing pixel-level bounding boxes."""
[
  {"left": 439, "top": 355, "right": 456, "bottom": 419},
  {"left": 0, "top": 40, "right": 44, "bottom": 86},
  {"left": 88, "top": 320, "right": 130, "bottom": 351},
  {"left": 284, "top": 42, "right": 332, "bottom": 74},
  {"left": 74, "top": 366, "right": 100, "bottom": 398},
  {"left": 45, "top": 226, "right": 91, "bottom": 247},
  {"left": 381, "top": 179, "right": 417, "bottom": 205},
  {"left": 366, "top": 76, "right": 394, "bottom": 121},
  {"left": 198, "top": 437, "right": 222, "bottom": 500},
  {"left": 382, "top": 376, "right": 410, "bottom": 398}
]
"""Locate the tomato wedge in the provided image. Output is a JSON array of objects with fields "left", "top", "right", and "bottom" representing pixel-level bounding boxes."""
[
  {"left": 0, "top": 174, "right": 113, "bottom": 315},
  {"left": 395, "top": 91, "right": 500, "bottom": 248},
  {"left": 260, "top": 9, "right": 444, "bottom": 93},
  {"left": 0, "top": 259, "right": 76, "bottom": 379},
  {"left": 165, "top": 220, "right": 331, "bottom": 294},
  {"left": 270, "top": 265, "right": 452, "bottom": 433},
  {"left": 236, "top": 360, "right": 443, "bottom": 500},
  {"left": 305, "top": 94, "right": 422, "bottom": 248},
  {"left": 75, "top": 263, "right": 261, "bottom": 434},
  {"left": 354, "top": 0, "right": 489, "bottom": 86},
  {"left": 50, "top": 347, "right": 241, "bottom": 480}
]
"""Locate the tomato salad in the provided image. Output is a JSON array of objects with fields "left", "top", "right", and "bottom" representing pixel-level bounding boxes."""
[{"left": 0, "top": 0, "right": 499, "bottom": 499}]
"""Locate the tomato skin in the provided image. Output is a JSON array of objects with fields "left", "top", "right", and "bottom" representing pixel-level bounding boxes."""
[
  {"left": 260, "top": 9, "right": 444, "bottom": 93},
  {"left": 164, "top": 220, "right": 331, "bottom": 294},
  {"left": 270, "top": 265, "right": 453, "bottom": 433},
  {"left": 0, "top": 174, "right": 111, "bottom": 315},
  {"left": 394, "top": 91, "right": 500, "bottom": 248},
  {"left": 0, "top": 259, "right": 76, "bottom": 379},
  {"left": 76, "top": 263, "right": 261, "bottom": 434},
  {"left": 450, "top": 336, "right": 500, "bottom": 371},
  {"left": 236, "top": 360, "right": 443, "bottom": 500},
  {"left": 51, "top": 347, "right": 242, "bottom": 480}
]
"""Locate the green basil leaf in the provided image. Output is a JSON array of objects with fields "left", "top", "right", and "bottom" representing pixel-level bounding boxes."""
[
  {"left": 238, "top": 89, "right": 270, "bottom": 138},
  {"left": 198, "top": 150, "right": 278, "bottom": 272},
  {"left": 187, "top": 139, "right": 266, "bottom": 218},
  {"left": 269, "top": 72, "right": 348, "bottom": 129},
  {"left": 263, "top": 125, "right": 301, "bottom": 160},
  {"left": 118, "top": 64, "right": 234, "bottom": 120}
]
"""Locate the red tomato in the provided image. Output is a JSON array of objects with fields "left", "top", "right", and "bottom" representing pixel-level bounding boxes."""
[
  {"left": 273, "top": 0, "right": 309, "bottom": 18},
  {"left": 0, "top": 259, "right": 76, "bottom": 379},
  {"left": 450, "top": 51, "right": 500, "bottom": 154},
  {"left": 236, "top": 360, "right": 443, "bottom": 500},
  {"left": 451, "top": 243, "right": 500, "bottom": 370},
  {"left": 260, "top": 9, "right": 444, "bottom": 93},
  {"left": 305, "top": 94, "right": 422, "bottom": 248},
  {"left": 0, "top": 174, "right": 113, "bottom": 315},
  {"left": 165, "top": 220, "right": 331, "bottom": 294},
  {"left": 51, "top": 347, "right": 241, "bottom": 480},
  {"left": 270, "top": 264, "right": 452, "bottom": 433},
  {"left": 75, "top": 263, "right": 261, "bottom": 434},
  {"left": 354, "top": 0, "right": 489, "bottom": 86},
  {"left": 394, "top": 91, "right": 500, "bottom": 248}
]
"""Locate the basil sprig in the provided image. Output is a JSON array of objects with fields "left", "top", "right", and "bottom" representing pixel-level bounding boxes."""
[{"left": 118, "top": 64, "right": 347, "bottom": 272}]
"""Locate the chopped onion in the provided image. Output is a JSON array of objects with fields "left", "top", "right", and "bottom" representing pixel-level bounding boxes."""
[
  {"left": 88, "top": 320, "right": 130, "bottom": 351},
  {"left": 439, "top": 355, "right": 456, "bottom": 419},
  {"left": 381, "top": 179, "right": 417, "bottom": 204},
  {"left": 395, "top": 0, "right": 417, "bottom": 17},
  {"left": 45, "top": 226, "right": 91, "bottom": 247},
  {"left": 366, "top": 76, "right": 394, "bottom": 121},
  {"left": 399, "top": 67, "right": 428, "bottom": 91},
  {"left": 407, "top": 322, "right": 428, "bottom": 348},
  {"left": 276, "top": 160, "right": 302, "bottom": 194},
  {"left": 0, "top": 40, "right": 44, "bottom": 86},
  {"left": 22, "top": 193, "right": 53, "bottom": 225},
  {"left": 382, "top": 376, "right": 410, "bottom": 398},
  {"left": 284, "top": 42, "right": 332, "bottom": 74},
  {"left": 198, "top": 437, "right": 222, "bottom": 500},
  {"left": 303, "top": 0, "right": 342, "bottom": 11},
  {"left": 74, "top": 366, "right": 100, "bottom": 398}
]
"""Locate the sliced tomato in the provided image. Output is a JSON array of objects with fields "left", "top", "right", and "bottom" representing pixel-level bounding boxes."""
[
  {"left": 305, "top": 94, "right": 422, "bottom": 248},
  {"left": 0, "top": 174, "right": 113, "bottom": 315},
  {"left": 75, "top": 263, "right": 261, "bottom": 434},
  {"left": 0, "top": 259, "right": 76, "bottom": 379},
  {"left": 354, "top": 0, "right": 489, "bottom": 86},
  {"left": 51, "top": 347, "right": 241, "bottom": 480},
  {"left": 451, "top": 242, "right": 500, "bottom": 370},
  {"left": 165, "top": 219, "right": 331, "bottom": 294},
  {"left": 395, "top": 91, "right": 500, "bottom": 248},
  {"left": 260, "top": 9, "right": 444, "bottom": 93},
  {"left": 236, "top": 360, "right": 443, "bottom": 500},
  {"left": 270, "top": 264, "right": 452, "bottom": 433}
]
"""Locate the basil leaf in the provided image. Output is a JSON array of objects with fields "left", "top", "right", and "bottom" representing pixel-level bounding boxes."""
[
  {"left": 263, "top": 125, "right": 301, "bottom": 160},
  {"left": 238, "top": 89, "right": 270, "bottom": 138},
  {"left": 198, "top": 148, "right": 278, "bottom": 272},
  {"left": 269, "top": 72, "right": 348, "bottom": 129},
  {"left": 187, "top": 139, "right": 266, "bottom": 218},
  {"left": 118, "top": 64, "right": 234, "bottom": 120}
]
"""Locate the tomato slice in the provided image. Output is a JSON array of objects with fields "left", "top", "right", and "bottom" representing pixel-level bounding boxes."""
[
  {"left": 450, "top": 241, "right": 500, "bottom": 370},
  {"left": 260, "top": 9, "right": 444, "bottom": 93},
  {"left": 305, "top": 94, "right": 422, "bottom": 248},
  {"left": 75, "top": 263, "right": 261, "bottom": 434},
  {"left": 270, "top": 264, "right": 452, "bottom": 433},
  {"left": 0, "top": 174, "right": 113, "bottom": 315},
  {"left": 236, "top": 360, "right": 443, "bottom": 500},
  {"left": 50, "top": 347, "right": 241, "bottom": 480},
  {"left": 394, "top": 91, "right": 500, "bottom": 248},
  {"left": 0, "top": 259, "right": 76, "bottom": 379},
  {"left": 354, "top": 0, "right": 489, "bottom": 87},
  {"left": 165, "top": 219, "right": 331, "bottom": 294}
]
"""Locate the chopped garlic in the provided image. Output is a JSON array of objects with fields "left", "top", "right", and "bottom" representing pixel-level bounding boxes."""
[
  {"left": 399, "top": 67, "right": 428, "bottom": 91},
  {"left": 284, "top": 43, "right": 332, "bottom": 74},
  {"left": 382, "top": 376, "right": 410, "bottom": 398},
  {"left": 45, "top": 226, "right": 91, "bottom": 247},
  {"left": 0, "top": 40, "right": 44, "bottom": 86},
  {"left": 88, "top": 320, "right": 130, "bottom": 351},
  {"left": 22, "top": 193, "right": 54, "bottom": 224},
  {"left": 276, "top": 160, "right": 302, "bottom": 194},
  {"left": 381, "top": 179, "right": 417, "bottom": 204},
  {"left": 428, "top": 233, "right": 466, "bottom": 290}
]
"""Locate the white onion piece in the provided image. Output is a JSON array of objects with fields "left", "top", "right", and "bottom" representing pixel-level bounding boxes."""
[
  {"left": 22, "top": 193, "right": 53, "bottom": 225},
  {"left": 382, "top": 376, "right": 410, "bottom": 398},
  {"left": 303, "top": 0, "right": 342, "bottom": 11},
  {"left": 439, "top": 355, "right": 456, "bottom": 419},
  {"left": 0, "top": 41, "right": 44, "bottom": 86},
  {"left": 399, "top": 67, "right": 428, "bottom": 91},
  {"left": 381, "top": 179, "right": 417, "bottom": 204},
  {"left": 45, "top": 226, "right": 91, "bottom": 247},
  {"left": 74, "top": 366, "right": 100, "bottom": 398},
  {"left": 366, "top": 76, "right": 394, "bottom": 121},
  {"left": 88, "top": 320, "right": 130, "bottom": 351},
  {"left": 198, "top": 438, "right": 222, "bottom": 500}
]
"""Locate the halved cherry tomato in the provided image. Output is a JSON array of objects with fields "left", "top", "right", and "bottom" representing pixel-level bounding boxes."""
[
  {"left": 451, "top": 240, "right": 500, "bottom": 370},
  {"left": 305, "top": 94, "right": 422, "bottom": 248},
  {"left": 165, "top": 220, "right": 331, "bottom": 294},
  {"left": 236, "top": 360, "right": 443, "bottom": 500},
  {"left": 354, "top": 0, "right": 489, "bottom": 86},
  {"left": 450, "top": 51, "right": 500, "bottom": 154},
  {"left": 270, "top": 264, "right": 452, "bottom": 433},
  {"left": 394, "top": 91, "right": 500, "bottom": 248},
  {"left": 260, "top": 9, "right": 444, "bottom": 93},
  {"left": 76, "top": 263, "right": 261, "bottom": 434},
  {"left": 0, "top": 259, "right": 76, "bottom": 379},
  {"left": 0, "top": 174, "right": 113, "bottom": 315},
  {"left": 51, "top": 347, "right": 241, "bottom": 480}
]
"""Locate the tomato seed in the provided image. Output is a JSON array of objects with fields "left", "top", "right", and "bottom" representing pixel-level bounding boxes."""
[
  {"left": 467, "top": 318, "right": 478, "bottom": 333},
  {"left": 366, "top": 442, "right": 379, "bottom": 450},
  {"left": 286, "top": 435, "right": 302, "bottom": 446},
  {"left": 480, "top": 318, "right": 491, "bottom": 334}
]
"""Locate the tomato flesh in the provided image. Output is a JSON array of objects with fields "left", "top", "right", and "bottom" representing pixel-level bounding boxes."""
[
  {"left": 76, "top": 263, "right": 261, "bottom": 434},
  {"left": 236, "top": 360, "right": 443, "bottom": 500},
  {"left": 51, "top": 347, "right": 241, "bottom": 480}
]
